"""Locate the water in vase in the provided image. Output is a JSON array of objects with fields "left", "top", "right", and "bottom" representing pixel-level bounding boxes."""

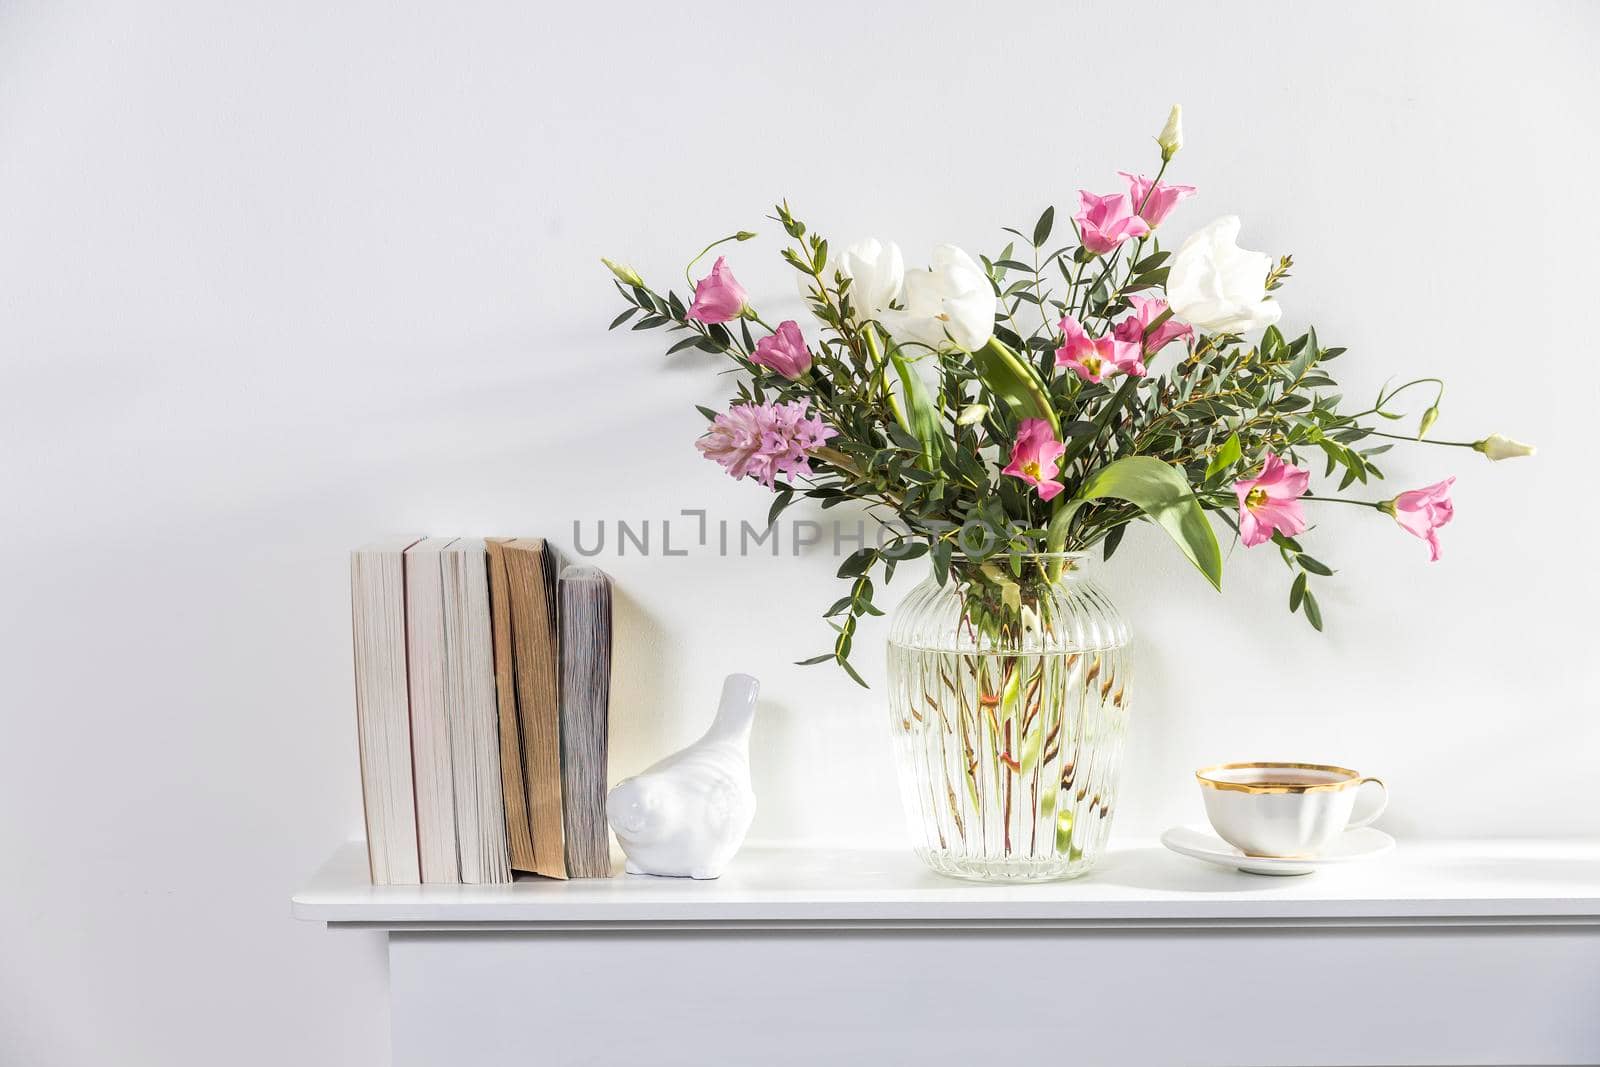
[{"left": 886, "top": 642, "right": 1130, "bottom": 882}]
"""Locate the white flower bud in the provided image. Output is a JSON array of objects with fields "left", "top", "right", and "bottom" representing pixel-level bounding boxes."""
[
  {"left": 1157, "top": 105, "right": 1183, "bottom": 162},
  {"left": 1474, "top": 433, "right": 1536, "bottom": 461},
  {"left": 601, "top": 257, "right": 644, "bottom": 287}
]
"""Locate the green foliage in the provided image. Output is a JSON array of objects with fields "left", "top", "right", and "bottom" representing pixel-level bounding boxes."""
[
  {"left": 603, "top": 181, "right": 1438, "bottom": 678},
  {"left": 1045, "top": 457, "right": 1222, "bottom": 591},
  {"left": 887, "top": 349, "right": 942, "bottom": 471},
  {"left": 969, "top": 337, "right": 1059, "bottom": 434}
]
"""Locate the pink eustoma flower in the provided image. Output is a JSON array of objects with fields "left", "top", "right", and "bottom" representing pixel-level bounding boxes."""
[
  {"left": 685, "top": 256, "right": 748, "bottom": 324},
  {"left": 1073, "top": 190, "right": 1151, "bottom": 255},
  {"left": 1002, "top": 418, "right": 1067, "bottom": 501},
  {"left": 751, "top": 320, "right": 812, "bottom": 379},
  {"left": 1112, "top": 295, "right": 1194, "bottom": 356},
  {"left": 1055, "top": 315, "right": 1146, "bottom": 383},
  {"left": 1118, "top": 171, "right": 1198, "bottom": 228},
  {"left": 696, "top": 398, "right": 836, "bottom": 488},
  {"left": 1386, "top": 477, "right": 1455, "bottom": 561},
  {"left": 1234, "top": 452, "right": 1311, "bottom": 547}
]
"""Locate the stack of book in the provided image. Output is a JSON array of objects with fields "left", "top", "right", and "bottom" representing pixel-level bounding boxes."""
[{"left": 349, "top": 537, "right": 614, "bottom": 884}]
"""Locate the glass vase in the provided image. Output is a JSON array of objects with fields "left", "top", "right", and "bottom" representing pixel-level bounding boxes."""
[{"left": 886, "top": 552, "right": 1132, "bottom": 883}]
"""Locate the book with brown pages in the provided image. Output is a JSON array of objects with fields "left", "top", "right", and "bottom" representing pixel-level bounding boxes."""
[
  {"left": 484, "top": 540, "right": 536, "bottom": 872},
  {"left": 404, "top": 537, "right": 459, "bottom": 883},
  {"left": 488, "top": 538, "right": 568, "bottom": 879},
  {"left": 441, "top": 540, "right": 512, "bottom": 885},
  {"left": 350, "top": 537, "right": 423, "bottom": 885},
  {"left": 558, "top": 566, "right": 613, "bottom": 878}
]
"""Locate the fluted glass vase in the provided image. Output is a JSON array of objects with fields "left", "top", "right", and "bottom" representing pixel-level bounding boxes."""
[{"left": 886, "top": 552, "right": 1131, "bottom": 883}]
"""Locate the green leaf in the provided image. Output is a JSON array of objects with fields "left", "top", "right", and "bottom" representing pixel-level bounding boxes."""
[
  {"left": 931, "top": 540, "right": 953, "bottom": 586},
  {"left": 766, "top": 486, "right": 794, "bottom": 528},
  {"left": 1289, "top": 572, "right": 1307, "bottom": 612},
  {"left": 1302, "top": 590, "right": 1324, "bottom": 631},
  {"left": 1204, "top": 433, "right": 1242, "bottom": 480},
  {"left": 886, "top": 424, "right": 922, "bottom": 451},
  {"left": 1032, "top": 205, "right": 1055, "bottom": 247},
  {"left": 1297, "top": 554, "right": 1334, "bottom": 577},
  {"left": 822, "top": 596, "right": 855, "bottom": 618},
  {"left": 888, "top": 351, "right": 943, "bottom": 470},
  {"left": 837, "top": 547, "right": 875, "bottom": 579},
  {"left": 608, "top": 307, "right": 639, "bottom": 330},
  {"left": 794, "top": 654, "right": 834, "bottom": 666},
  {"left": 969, "top": 337, "right": 1059, "bottom": 435},
  {"left": 1046, "top": 457, "right": 1222, "bottom": 591},
  {"left": 1287, "top": 325, "right": 1318, "bottom": 381},
  {"left": 1103, "top": 523, "right": 1126, "bottom": 561},
  {"left": 1061, "top": 375, "right": 1137, "bottom": 468},
  {"left": 1260, "top": 324, "right": 1286, "bottom": 359}
]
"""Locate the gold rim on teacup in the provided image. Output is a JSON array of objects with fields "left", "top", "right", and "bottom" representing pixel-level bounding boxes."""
[{"left": 1195, "top": 761, "right": 1366, "bottom": 795}]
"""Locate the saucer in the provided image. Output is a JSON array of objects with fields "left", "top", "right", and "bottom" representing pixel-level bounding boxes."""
[{"left": 1160, "top": 825, "right": 1396, "bottom": 876}]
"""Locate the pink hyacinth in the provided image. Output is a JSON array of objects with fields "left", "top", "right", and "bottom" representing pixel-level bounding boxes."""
[
  {"left": 1234, "top": 452, "right": 1310, "bottom": 547},
  {"left": 1112, "top": 295, "right": 1193, "bottom": 356},
  {"left": 1074, "top": 190, "right": 1150, "bottom": 255},
  {"left": 751, "top": 320, "right": 812, "bottom": 379},
  {"left": 696, "top": 398, "right": 837, "bottom": 487},
  {"left": 1386, "top": 477, "right": 1455, "bottom": 561},
  {"left": 686, "top": 257, "right": 748, "bottom": 324},
  {"left": 1118, "top": 171, "right": 1197, "bottom": 228},
  {"left": 1055, "top": 314, "right": 1146, "bottom": 383},
  {"left": 1002, "top": 418, "right": 1067, "bottom": 501}
]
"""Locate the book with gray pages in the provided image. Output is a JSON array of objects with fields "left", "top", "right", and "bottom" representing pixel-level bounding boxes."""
[
  {"left": 558, "top": 566, "right": 614, "bottom": 878},
  {"left": 350, "top": 537, "right": 423, "bottom": 885}
]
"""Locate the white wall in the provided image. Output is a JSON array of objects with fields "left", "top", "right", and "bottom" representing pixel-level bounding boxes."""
[{"left": 2, "top": 1, "right": 1596, "bottom": 1063}]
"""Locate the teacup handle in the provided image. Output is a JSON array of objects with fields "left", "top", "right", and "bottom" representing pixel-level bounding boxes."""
[{"left": 1346, "top": 777, "right": 1388, "bottom": 829}]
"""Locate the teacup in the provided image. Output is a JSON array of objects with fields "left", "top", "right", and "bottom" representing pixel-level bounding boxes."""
[{"left": 1195, "top": 762, "right": 1387, "bottom": 858}]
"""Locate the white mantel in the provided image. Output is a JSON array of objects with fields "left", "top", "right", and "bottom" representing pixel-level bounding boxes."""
[{"left": 296, "top": 839, "right": 1600, "bottom": 1066}]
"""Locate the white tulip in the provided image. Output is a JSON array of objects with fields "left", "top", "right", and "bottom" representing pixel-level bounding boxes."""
[
  {"left": 800, "top": 238, "right": 904, "bottom": 321},
  {"left": 881, "top": 244, "right": 996, "bottom": 353},
  {"left": 1166, "top": 216, "right": 1282, "bottom": 334},
  {"left": 836, "top": 238, "right": 904, "bottom": 319},
  {"left": 1474, "top": 433, "right": 1537, "bottom": 461},
  {"left": 1157, "top": 105, "right": 1183, "bottom": 161}
]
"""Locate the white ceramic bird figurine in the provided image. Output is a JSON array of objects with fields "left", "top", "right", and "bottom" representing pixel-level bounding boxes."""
[{"left": 607, "top": 673, "right": 758, "bottom": 879}]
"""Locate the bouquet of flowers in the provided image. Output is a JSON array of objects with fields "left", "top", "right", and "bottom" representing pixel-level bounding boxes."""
[{"left": 604, "top": 107, "right": 1532, "bottom": 686}]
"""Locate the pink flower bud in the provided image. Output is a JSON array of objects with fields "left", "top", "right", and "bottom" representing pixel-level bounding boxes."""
[
  {"left": 686, "top": 257, "right": 748, "bottom": 324},
  {"left": 751, "top": 320, "right": 813, "bottom": 379},
  {"left": 1385, "top": 478, "right": 1455, "bottom": 561}
]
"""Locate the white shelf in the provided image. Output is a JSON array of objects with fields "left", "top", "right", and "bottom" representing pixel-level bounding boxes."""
[{"left": 293, "top": 838, "right": 1600, "bottom": 930}]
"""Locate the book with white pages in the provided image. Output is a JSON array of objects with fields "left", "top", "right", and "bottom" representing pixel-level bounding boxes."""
[
  {"left": 349, "top": 537, "right": 423, "bottom": 885},
  {"left": 404, "top": 537, "right": 459, "bottom": 884},
  {"left": 442, "top": 539, "right": 512, "bottom": 885}
]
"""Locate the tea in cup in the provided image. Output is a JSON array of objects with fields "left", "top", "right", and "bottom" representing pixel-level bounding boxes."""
[{"left": 1195, "top": 762, "right": 1387, "bottom": 858}]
